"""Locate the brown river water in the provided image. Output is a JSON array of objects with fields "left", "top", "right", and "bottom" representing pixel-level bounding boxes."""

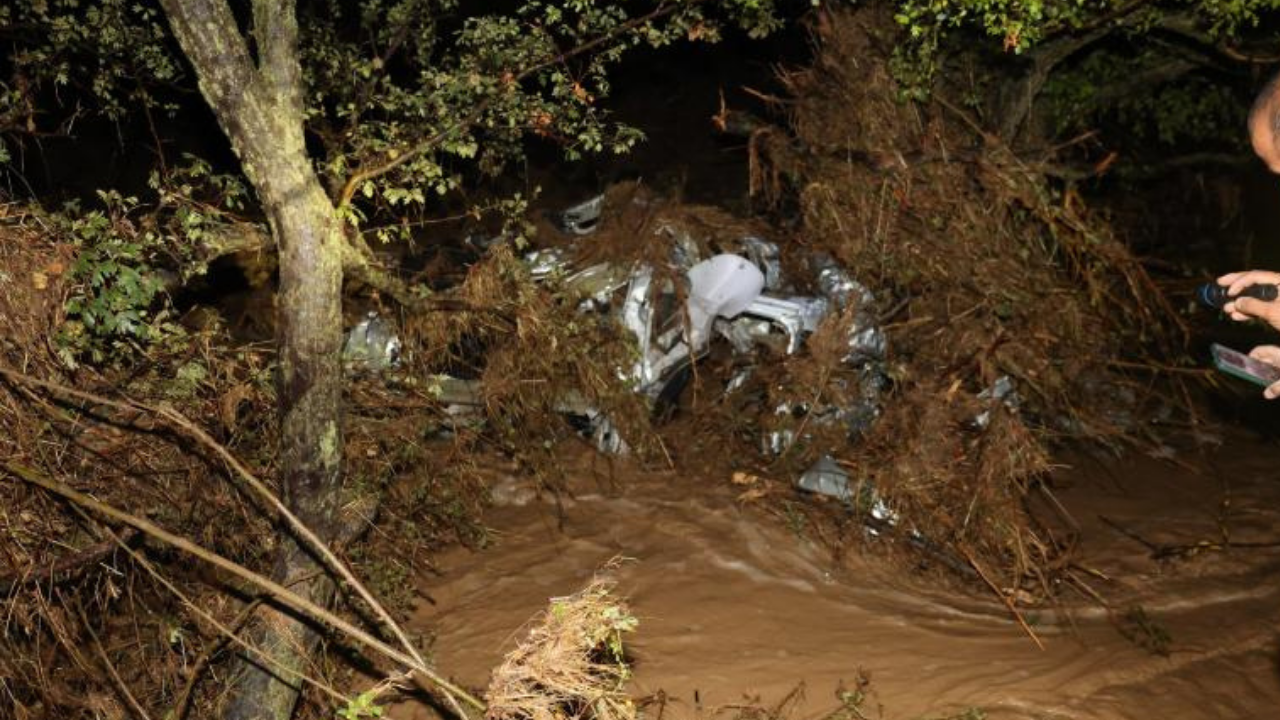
[{"left": 396, "top": 438, "right": 1280, "bottom": 720}]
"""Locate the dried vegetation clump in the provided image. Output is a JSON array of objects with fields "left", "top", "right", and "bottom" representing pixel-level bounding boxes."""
[
  {"left": 405, "top": 243, "right": 662, "bottom": 472},
  {"left": 486, "top": 571, "right": 637, "bottom": 720},
  {"left": 401, "top": 186, "right": 771, "bottom": 477},
  {"left": 747, "top": 7, "right": 1182, "bottom": 591},
  {"left": 0, "top": 209, "right": 75, "bottom": 361},
  {"left": 0, "top": 207, "right": 291, "bottom": 719}
]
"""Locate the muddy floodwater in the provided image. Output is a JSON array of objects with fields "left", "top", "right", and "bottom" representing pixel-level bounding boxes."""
[{"left": 401, "top": 438, "right": 1280, "bottom": 720}]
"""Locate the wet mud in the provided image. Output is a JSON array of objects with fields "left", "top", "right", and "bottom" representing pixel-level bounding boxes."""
[{"left": 403, "top": 439, "right": 1280, "bottom": 720}]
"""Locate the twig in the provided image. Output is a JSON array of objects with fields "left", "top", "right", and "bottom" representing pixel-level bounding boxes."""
[
  {"left": 873, "top": 294, "right": 911, "bottom": 325},
  {"left": 1157, "top": 538, "right": 1280, "bottom": 557},
  {"left": 1103, "top": 509, "right": 1280, "bottom": 560},
  {"left": 0, "top": 528, "right": 140, "bottom": 594},
  {"left": 775, "top": 364, "right": 833, "bottom": 463},
  {"left": 170, "top": 598, "right": 264, "bottom": 720},
  {"left": 959, "top": 546, "right": 1045, "bottom": 650},
  {"left": 933, "top": 95, "right": 998, "bottom": 144},
  {"left": 1098, "top": 515, "right": 1161, "bottom": 554},
  {"left": 1219, "top": 45, "right": 1280, "bottom": 64},
  {"left": 636, "top": 690, "right": 669, "bottom": 720},
  {"left": 42, "top": 592, "right": 97, "bottom": 677},
  {"left": 78, "top": 603, "right": 155, "bottom": 720},
  {"left": 1105, "top": 359, "right": 1212, "bottom": 377},
  {"left": 3, "top": 460, "right": 485, "bottom": 712}
]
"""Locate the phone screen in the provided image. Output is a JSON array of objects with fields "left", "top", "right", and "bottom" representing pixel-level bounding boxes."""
[{"left": 1211, "top": 344, "right": 1280, "bottom": 386}]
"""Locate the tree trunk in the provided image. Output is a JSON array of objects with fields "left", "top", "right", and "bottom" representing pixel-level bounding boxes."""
[
  {"left": 221, "top": 174, "right": 344, "bottom": 720},
  {"left": 156, "top": 0, "right": 345, "bottom": 718}
]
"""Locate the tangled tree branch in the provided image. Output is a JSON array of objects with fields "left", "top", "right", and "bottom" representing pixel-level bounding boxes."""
[
  {"left": 0, "top": 364, "right": 485, "bottom": 713},
  {"left": 4, "top": 460, "right": 485, "bottom": 713}
]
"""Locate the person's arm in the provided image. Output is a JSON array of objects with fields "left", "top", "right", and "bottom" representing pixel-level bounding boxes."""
[{"left": 1215, "top": 76, "right": 1280, "bottom": 397}]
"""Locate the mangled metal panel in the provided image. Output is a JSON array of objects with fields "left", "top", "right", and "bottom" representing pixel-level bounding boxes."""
[
  {"left": 796, "top": 454, "right": 898, "bottom": 526},
  {"left": 554, "top": 194, "right": 606, "bottom": 235},
  {"left": 343, "top": 312, "right": 403, "bottom": 373},
  {"left": 974, "top": 375, "right": 1021, "bottom": 430}
]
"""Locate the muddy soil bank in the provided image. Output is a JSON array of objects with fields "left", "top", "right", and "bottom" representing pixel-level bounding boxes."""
[{"left": 400, "top": 438, "right": 1280, "bottom": 720}]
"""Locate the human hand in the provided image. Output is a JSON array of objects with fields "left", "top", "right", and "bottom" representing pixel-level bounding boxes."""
[
  {"left": 1249, "top": 345, "right": 1280, "bottom": 399},
  {"left": 1216, "top": 270, "right": 1280, "bottom": 329}
]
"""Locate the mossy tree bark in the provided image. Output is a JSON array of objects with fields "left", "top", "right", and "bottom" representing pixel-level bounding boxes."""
[{"left": 156, "top": 1, "right": 344, "bottom": 718}]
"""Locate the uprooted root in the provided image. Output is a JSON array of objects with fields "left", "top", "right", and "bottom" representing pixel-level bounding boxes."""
[{"left": 486, "top": 569, "right": 638, "bottom": 720}]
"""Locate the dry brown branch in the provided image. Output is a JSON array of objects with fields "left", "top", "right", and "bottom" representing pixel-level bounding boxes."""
[
  {"left": 78, "top": 603, "right": 155, "bottom": 720},
  {"left": 960, "top": 547, "right": 1044, "bottom": 650},
  {"left": 0, "top": 528, "right": 140, "bottom": 594},
  {"left": 3, "top": 460, "right": 484, "bottom": 712},
  {"left": 81, "top": 516, "right": 348, "bottom": 704}
]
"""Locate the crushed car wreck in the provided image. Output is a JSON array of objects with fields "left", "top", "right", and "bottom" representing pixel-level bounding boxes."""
[
  {"left": 539, "top": 193, "right": 895, "bottom": 505},
  {"left": 397, "top": 188, "right": 895, "bottom": 508}
]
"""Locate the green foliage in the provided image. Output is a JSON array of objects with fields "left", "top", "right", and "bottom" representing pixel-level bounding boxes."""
[
  {"left": 0, "top": 0, "right": 178, "bottom": 148},
  {"left": 877, "top": 0, "right": 1280, "bottom": 155},
  {"left": 47, "top": 154, "right": 268, "bottom": 370},
  {"left": 1044, "top": 49, "right": 1245, "bottom": 148},
  {"left": 336, "top": 690, "right": 385, "bottom": 720},
  {"left": 148, "top": 154, "right": 252, "bottom": 280},
  {"left": 153, "top": 155, "right": 249, "bottom": 216},
  {"left": 1196, "top": 0, "right": 1280, "bottom": 37},
  {"left": 889, "top": 0, "right": 1280, "bottom": 105},
  {"left": 1126, "top": 82, "right": 1243, "bottom": 147},
  {"left": 300, "top": 0, "right": 786, "bottom": 233},
  {"left": 887, "top": 29, "right": 942, "bottom": 102},
  {"left": 55, "top": 191, "right": 183, "bottom": 367},
  {"left": 167, "top": 360, "right": 210, "bottom": 399},
  {"left": 894, "top": 0, "right": 1280, "bottom": 55},
  {"left": 894, "top": 0, "right": 1112, "bottom": 52},
  {"left": 597, "top": 603, "right": 639, "bottom": 667},
  {"left": 52, "top": 155, "right": 253, "bottom": 368},
  {"left": 4, "top": 0, "right": 791, "bottom": 253}
]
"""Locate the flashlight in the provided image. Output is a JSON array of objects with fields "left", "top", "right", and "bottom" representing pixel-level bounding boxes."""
[{"left": 1198, "top": 283, "right": 1280, "bottom": 310}]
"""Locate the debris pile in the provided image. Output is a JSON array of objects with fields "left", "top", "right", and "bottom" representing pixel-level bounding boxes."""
[
  {"left": 403, "top": 7, "right": 1184, "bottom": 597},
  {"left": 751, "top": 6, "right": 1180, "bottom": 588}
]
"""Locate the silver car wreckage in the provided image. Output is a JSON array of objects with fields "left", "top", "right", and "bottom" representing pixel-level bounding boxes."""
[{"left": 346, "top": 193, "right": 893, "bottom": 507}]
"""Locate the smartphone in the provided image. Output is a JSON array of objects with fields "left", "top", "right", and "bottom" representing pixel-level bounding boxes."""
[{"left": 1210, "top": 343, "right": 1280, "bottom": 387}]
